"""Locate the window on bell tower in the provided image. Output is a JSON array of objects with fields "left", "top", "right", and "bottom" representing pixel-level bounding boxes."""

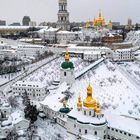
[{"left": 64, "top": 72, "right": 66, "bottom": 76}]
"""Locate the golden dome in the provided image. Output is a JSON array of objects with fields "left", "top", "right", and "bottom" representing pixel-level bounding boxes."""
[
  {"left": 65, "top": 50, "right": 69, "bottom": 61},
  {"left": 83, "top": 84, "right": 97, "bottom": 109},
  {"left": 85, "top": 21, "right": 90, "bottom": 28},
  {"left": 108, "top": 20, "right": 112, "bottom": 27},
  {"left": 77, "top": 96, "right": 82, "bottom": 108},
  {"left": 95, "top": 102, "right": 101, "bottom": 114},
  {"left": 97, "top": 11, "right": 103, "bottom": 23}
]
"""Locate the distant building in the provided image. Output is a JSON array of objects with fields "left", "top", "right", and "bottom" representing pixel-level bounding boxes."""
[
  {"left": 112, "top": 48, "right": 134, "bottom": 61},
  {"left": 29, "top": 21, "right": 37, "bottom": 27},
  {"left": 0, "top": 42, "right": 17, "bottom": 60},
  {"left": 0, "top": 20, "right": 6, "bottom": 26},
  {"left": 12, "top": 81, "right": 47, "bottom": 100},
  {"left": 22, "top": 16, "right": 31, "bottom": 26},
  {"left": 128, "top": 19, "right": 132, "bottom": 27},
  {"left": 112, "top": 22, "right": 120, "bottom": 27},
  {"left": 57, "top": 0, "right": 70, "bottom": 30},
  {"left": 17, "top": 44, "right": 46, "bottom": 59},
  {"left": 102, "top": 33, "right": 123, "bottom": 45},
  {"left": 9, "top": 22, "right": 21, "bottom": 26}
]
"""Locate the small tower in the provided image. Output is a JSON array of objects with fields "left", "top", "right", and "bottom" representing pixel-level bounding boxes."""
[
  {"left": 57, "top": 0, "right": 70, "bottom": 30},
  {"left": 60, "top": 50, "right": 75, "bottom": 86},
  {"left": 77, "top": 96, "right": 82, "bottom": 111},
  {"left": 108, "top": 20, "right": 112, "bottom": 30}
]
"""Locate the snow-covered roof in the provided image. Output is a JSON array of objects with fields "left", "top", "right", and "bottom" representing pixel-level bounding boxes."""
[
  {"left": 115, "top": 48, "right": 133, "bottom": 52},
  {"left": 37, "top": 27, "right": 59, "bottom": 33},
  {"left": 18, "top": 44, "right": 45, "bottom": 48},
  {"left": 57, "top": 31, "right": 78, "bottom": 34},
  {"left": 106, "top": 113, "right": 140, "bottom": 137},
  {"left": 1, "top": 116, "right": 12, "bottom": 127},
  {"left": 0, "top": 26, "right": 30, "bottom": 30},
  {"left": 68, "top": 45, "right": 111, "bottom": 51},
  {"left": 68, "top": 108, "right": 107, "bottom": 125},
  {"left": 81, "top": 134, "right": 100, "bottom": 140},
  {"left": 11, "top": 110, "right": 29, "bottom": 125},
  {"left": 40, "top": 82, "right": 69, "bottom": 111}
]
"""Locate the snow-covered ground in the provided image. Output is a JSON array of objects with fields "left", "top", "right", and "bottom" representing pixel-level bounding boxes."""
[
  {"left": 68, "top": 60, "right": 140, "bottom": 119},
  {"left": 119, "top": 61, "right": 140, "bottom": 84},
  {"left": 24, "top": 57, "right": 90, "bottom": 88},
  {"left": 0, "top": 71, "right": 24, "bottom": 86},
  {"left": 35, "top": 117, "right": 74, "bottom": 140}
]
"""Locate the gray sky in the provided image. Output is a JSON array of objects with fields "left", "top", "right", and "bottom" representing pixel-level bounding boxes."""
[{"left": 1, "top": 0, "right": 140, "bottom": 25}]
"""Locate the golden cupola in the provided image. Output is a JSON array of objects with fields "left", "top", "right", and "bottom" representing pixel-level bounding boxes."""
[
  {"left": 97, "top": 11, "right": 103, "bottom": 23},
  {"left": 83, "top": 84, "right": 97, "bottom": 109},
  {"left": 65, "top": 50, "right": 69, "bottom": 62},
  {"left": 95, "top": 102, "right": 101, "bottom": 114},
  {"left": 108, "top": 20, "right": 112, "bottom": 27},
  {"left": 77, "top": 96, "right": 82, "bottom": 109}
]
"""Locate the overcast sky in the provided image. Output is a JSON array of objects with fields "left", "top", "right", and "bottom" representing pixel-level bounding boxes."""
[{"left": 0, "top": 0, "right": 140, "bottom": 25}]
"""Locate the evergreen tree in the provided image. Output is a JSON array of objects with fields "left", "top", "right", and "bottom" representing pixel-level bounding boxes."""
[
  {"left": 6, "top": 129, "right": 18, "bottom": 140},
  {"left": 24, "top": 104, "right": 39, "bottom": 124}
]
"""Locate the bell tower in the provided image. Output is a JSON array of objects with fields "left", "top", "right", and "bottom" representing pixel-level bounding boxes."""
[{"left": 57, "top": 0, "right": 70, "bottom": 30}]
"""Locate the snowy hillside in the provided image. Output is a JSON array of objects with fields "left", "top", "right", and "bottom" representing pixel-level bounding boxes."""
[
  {"left": 68, "top": 60, "right": 140, "bottom": 119},
  {"left": 24, "top": 57, "right": 90, "bottom": 88},
  {"left": 125, "top": 31, "right": 140, "bottom": 46}
]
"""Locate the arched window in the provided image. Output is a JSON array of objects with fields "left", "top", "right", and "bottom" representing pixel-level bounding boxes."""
[
  {"left": 89, "top": 111, "right": 91, "bottom": 116},
  {"left": 84, "top": 111, "right": 86, "bottom": 115},
  {"left": 95, "top": 131, "right": 97, "bottom": 135},
  {"left": 79, "top": 129, "right": 81, "bottom": 133},
  {"left": 64, "top": 72, "right": 66, "bottom": 76},
  {"left": 85, "top": 129, "right": 87, "bottom": 134}
]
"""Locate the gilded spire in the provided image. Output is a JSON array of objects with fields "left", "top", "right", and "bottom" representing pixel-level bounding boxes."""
[
  {"left": 99, "top": 10, "right": 102, "bottom": 18},
  {"left": 95, "top": 102, "right": 101, "bottom": 114},
  {"left": 65, "top": 49, "right": 69, "bottom": 62},
  {"left": 77, "top": 96, "right": 82, "bottom": 109},
  {"left": 63, "top": 100, "right": 67, "bottom": 108},
  {"left": 87, "top": 83, "right": 92, "bottom": 96}
]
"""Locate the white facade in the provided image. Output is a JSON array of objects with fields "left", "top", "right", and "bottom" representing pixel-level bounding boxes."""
[
  {"left": 12, "top": 81, "right": 47, "bottom": 100},
  {"left": 56, "top": 31, "right": 82, "bottom": 43},
  {"left": 60, "top": 68, "right": 75, "bottom": 86},
  {"left": 37, "top": 27, "right": 59, "bottom": 43},
  {"left": 83, "top": 52, "right": 101, "bottom": 61},
  {"left": 68, "top": 45, "right": 113, "bottom": 60},
  {"left": 17, "top": 44, "right": 46, "bottom": 59},
  {"left": 67, "top": 108, "right": 107, "bottom": 140},
  {"left": 113, "top": 49, "right": 134, "bottom": 61}
]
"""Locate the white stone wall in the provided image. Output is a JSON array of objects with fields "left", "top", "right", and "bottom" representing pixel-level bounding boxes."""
[
  {"left": 67, "top": 117, "right": 107, "bottom": 139},
  {"left": 12, "top": 84, "right": 47, "bottom": 100},
  {"left": 60, "top": 68, "right": 75, "bottom": 86}
]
